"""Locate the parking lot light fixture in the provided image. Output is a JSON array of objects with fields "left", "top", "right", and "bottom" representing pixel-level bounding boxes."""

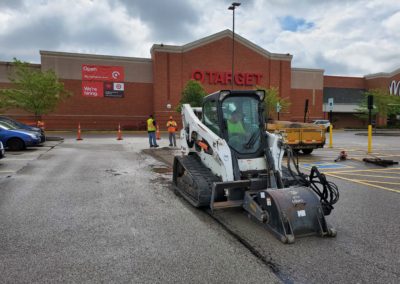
[{"left": 228, "top": 2, "right": 241, "bottom": 89}]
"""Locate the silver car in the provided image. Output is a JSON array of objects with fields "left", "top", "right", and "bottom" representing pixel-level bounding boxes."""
[
  {"left": 313, "top": 120, "right": 331, "bottom": 131},
  {"left": 0, "top": 141, "right": 5, "bottom": 159}
]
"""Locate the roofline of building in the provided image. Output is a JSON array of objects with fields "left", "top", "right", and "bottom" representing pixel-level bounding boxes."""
[
  {"left": 291, "top": 67, "right": 325, "bottom": 73},
  {"left": 40, "top": 50, "right": 152, "bottom": 63},
  {"left": 364, "top": 67, "right": 400, "bottom": 80},
  {"left": 324, "top": 74, "right": 364, "bottom": 79},
  {"left": 0, "top": 60, "right": 41, "bottom": 67},
  {"left": 151, "top": 29, "right": 293, "bottom": 61}
]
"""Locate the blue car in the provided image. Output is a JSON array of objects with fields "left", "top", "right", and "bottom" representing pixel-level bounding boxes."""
[
  {"left": 0, "top": 122, "right": 42, "bottom": 151},
  {"left": 0, "top": 116, "right": 45, "bottom": 143}
]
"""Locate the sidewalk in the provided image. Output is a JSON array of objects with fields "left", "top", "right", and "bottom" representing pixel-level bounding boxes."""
[{"left": 343, "top": 128, "right": 400, "bottom": 136}]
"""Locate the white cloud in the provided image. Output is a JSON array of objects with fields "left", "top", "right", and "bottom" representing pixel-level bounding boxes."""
[{"left": 0, "top": 0, "right": 399, "bottom": 76}]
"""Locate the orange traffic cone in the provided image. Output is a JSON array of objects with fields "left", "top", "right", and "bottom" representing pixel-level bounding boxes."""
[
  {"left": 76, "top": 123, "right": 83, "bottom": 141},
  {"left": 156, "top": 125, "right": 161, "bottom": 140},
  {"left": 117, "top": 124, "right": 123, "bottom": 140}
]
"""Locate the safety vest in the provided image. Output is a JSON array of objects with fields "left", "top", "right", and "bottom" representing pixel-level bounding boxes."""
[
  {"left": 147, "top": 118, "right": 156, "bottom": 132},
  {"left": 166, "top": 120, "right": 177, "bottom": 133},
  {"left": 227, "top": 120, "right": 245, "bottom": 134}
]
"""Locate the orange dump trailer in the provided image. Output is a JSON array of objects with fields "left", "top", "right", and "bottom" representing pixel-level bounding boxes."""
[{"left": 267, "top": 121, "right": 326, "bottom": 154}]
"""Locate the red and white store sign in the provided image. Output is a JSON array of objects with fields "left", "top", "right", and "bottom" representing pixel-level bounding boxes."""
[
  {"left": 82, "top": 64, "right": 125, "bottom": 82},
  {"left": 82, "top": 81, "right": 104, "bottom": 98},
  {"left": 81, "top": 64, "right": 125, "bottom": 98},
  {"left": 191, "top": 70, "right": 263, "bottom": 86}
]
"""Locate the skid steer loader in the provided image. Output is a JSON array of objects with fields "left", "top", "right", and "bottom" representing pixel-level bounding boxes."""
[{"left": 172, "top": 90, "right": 339, "bottom": 243}]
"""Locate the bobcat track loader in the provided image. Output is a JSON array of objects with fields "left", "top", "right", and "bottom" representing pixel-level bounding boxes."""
[{"left": 172, "top": 90, "right": 339, "bottom": 243}]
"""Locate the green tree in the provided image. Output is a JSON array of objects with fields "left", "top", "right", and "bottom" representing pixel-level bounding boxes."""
[
  {"left": 176, "top": 80, "right": 207, "bottom": 112},
  {"left": 0, "top": 58, "right": 70, "bottom": 119},
  {"left": 257, "top": 86, "right": 290, "bottom": 119},
  {"left": 355, "top": 89, "right": 400, "bottom": 123}
]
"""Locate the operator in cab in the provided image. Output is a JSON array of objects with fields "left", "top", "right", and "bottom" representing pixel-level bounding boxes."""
[
  {"left": 226, "top": 109, "right": 248, "bottom": 151},
  {"left": 227, "top": 110, "right": 245, "bottom": 134}
]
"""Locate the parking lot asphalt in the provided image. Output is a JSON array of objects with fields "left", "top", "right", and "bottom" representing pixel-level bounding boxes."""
[
  {"left": 295, "top": 132, "right": 400, "bottom": 194},
  {"left": 0, "top": 133, "right": 280, "bottom": 283},
  {"left": 0, "top": 130, "right": 399, "bottom": 283},
  {"left": 147, "top": 130, "right": 400, "bottom": 283},
  {"left": 0, "top": 141, "right": 62, "bottom": 178}
]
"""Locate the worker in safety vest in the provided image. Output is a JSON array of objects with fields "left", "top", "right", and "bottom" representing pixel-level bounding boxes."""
[
  {"left": 166, "top": 116, "right": 177, "bottom": 147},
  {"left": 227, "top": 110, "right": 245, "bottom": 134},
  {"left": 147, "top": 114, "right": 159, "bottom": 148},
  {"left": 227, "top": 110, "right": 247, "bottom": 150}
]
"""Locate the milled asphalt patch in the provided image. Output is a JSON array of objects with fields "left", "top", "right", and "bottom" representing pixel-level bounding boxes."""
[
  {"left": 142, "top": 147, "right": 178, "bottom": 167},
  {"left": 144, "top": 147, "right": 288, "bottom": 281}
]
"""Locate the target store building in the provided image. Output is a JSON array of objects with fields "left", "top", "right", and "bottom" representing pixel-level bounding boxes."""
[{"left": 1, "top": 30, "right": 399, "bottom": 130}]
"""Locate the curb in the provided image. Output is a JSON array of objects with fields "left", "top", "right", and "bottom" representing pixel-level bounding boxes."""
[{"left": 45, "top": 136, "right": 65, "bottom": 141}]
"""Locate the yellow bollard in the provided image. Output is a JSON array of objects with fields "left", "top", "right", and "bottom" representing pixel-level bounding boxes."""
[
  {"left": 368, "top": 124, "right": 372, "bottom": 153},
  {"left": 329, "top": 125, "right": 333, "bottom": 148}
]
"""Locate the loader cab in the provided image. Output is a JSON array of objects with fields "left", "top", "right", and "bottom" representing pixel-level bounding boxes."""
[{"left": 202, "top": 90, "right": 266, "bottom": 159}]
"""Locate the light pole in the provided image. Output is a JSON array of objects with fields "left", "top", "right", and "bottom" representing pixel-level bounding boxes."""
[{"left": 228, "top": 2, "right": 241, "bottom": 89}]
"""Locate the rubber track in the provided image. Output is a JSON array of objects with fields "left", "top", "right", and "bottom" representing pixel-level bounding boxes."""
[{"left": 175, "top": 155, "right": 221, "bottom": 207}]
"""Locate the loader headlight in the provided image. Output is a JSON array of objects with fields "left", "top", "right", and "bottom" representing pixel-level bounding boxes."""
[
  {"left": 255, "top": 90, "right": 265, "bottom": 102},
  {"left": 219, "top": 90, "right": 231, "bottom": 101}
]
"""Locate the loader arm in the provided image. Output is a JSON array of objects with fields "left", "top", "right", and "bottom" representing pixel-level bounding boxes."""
[{"left": 180, "top": 103, "right": 234, "bottom": 182}]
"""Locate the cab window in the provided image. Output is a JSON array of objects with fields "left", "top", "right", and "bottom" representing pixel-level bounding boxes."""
[
  {"left": 202, "top": 99, "right": 220, "bottom": 135},
  {"left": 221, "top": 96, "right": 261, "bottom": 154}
]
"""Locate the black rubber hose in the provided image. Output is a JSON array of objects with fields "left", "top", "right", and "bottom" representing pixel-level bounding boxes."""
[
  {"left": 309, "top": 166, "right": 339, "bottom": 215},
  {"left": 284, "top": 146, "right": 339, "bottom": 215}
]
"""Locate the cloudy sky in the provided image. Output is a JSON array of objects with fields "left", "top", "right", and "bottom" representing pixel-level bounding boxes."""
[{"left": 0, "top": 0, "right": 399, "bottom": 76}]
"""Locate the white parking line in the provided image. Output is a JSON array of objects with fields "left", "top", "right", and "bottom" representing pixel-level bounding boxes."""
[{"left": 2, "top": 158, "right": 34, "bottom": 161}]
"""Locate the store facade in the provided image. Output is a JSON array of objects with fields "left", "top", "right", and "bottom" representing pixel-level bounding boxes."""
[{"left": 0, "top": 30, "right": 398, "bottom": 130}]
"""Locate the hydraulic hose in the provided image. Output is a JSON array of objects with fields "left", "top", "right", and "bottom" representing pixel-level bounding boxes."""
[{"left": 285, "top": 146, "right": 339, "bottom": 215}]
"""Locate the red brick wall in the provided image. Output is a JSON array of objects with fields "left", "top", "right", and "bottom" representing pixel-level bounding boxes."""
[
  {"left": 151, "top": 51, "right": 183, "bottom": 129},
  {"left": 152, "top": 37, "right": 292, "bottom": 129},
  {"left": 1, "top": 80, "right": 154, "bottom": 130},
  {"left": 287, "top": 89, "right": 324, "bottom": 122},
  {"left": 365, "top": 73, "right": 400, "bottom": 91},
  {"left": 324, "top": 75, "right": 365, "bottom": 88},
  {"left": 332, "top": 113, "right": 366, "bottom": 128}
]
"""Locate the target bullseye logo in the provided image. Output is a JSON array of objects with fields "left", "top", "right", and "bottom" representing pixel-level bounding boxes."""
[{"left": 112, "top": 71, "right": 120, "bottom": 79}]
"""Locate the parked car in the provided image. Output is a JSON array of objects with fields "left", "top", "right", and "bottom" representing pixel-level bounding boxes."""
[
  {"left": 0, "top": 141, "right": 5, "bottom": 159},
  {"left": 0, "top": 116, "right": 45, "bottom": 143},
  {"left": 313, "top": 120, "right": 331, "bottom": 131},
  {"left": 0, "top": 122, "right": 42, "bottom": 151}
]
